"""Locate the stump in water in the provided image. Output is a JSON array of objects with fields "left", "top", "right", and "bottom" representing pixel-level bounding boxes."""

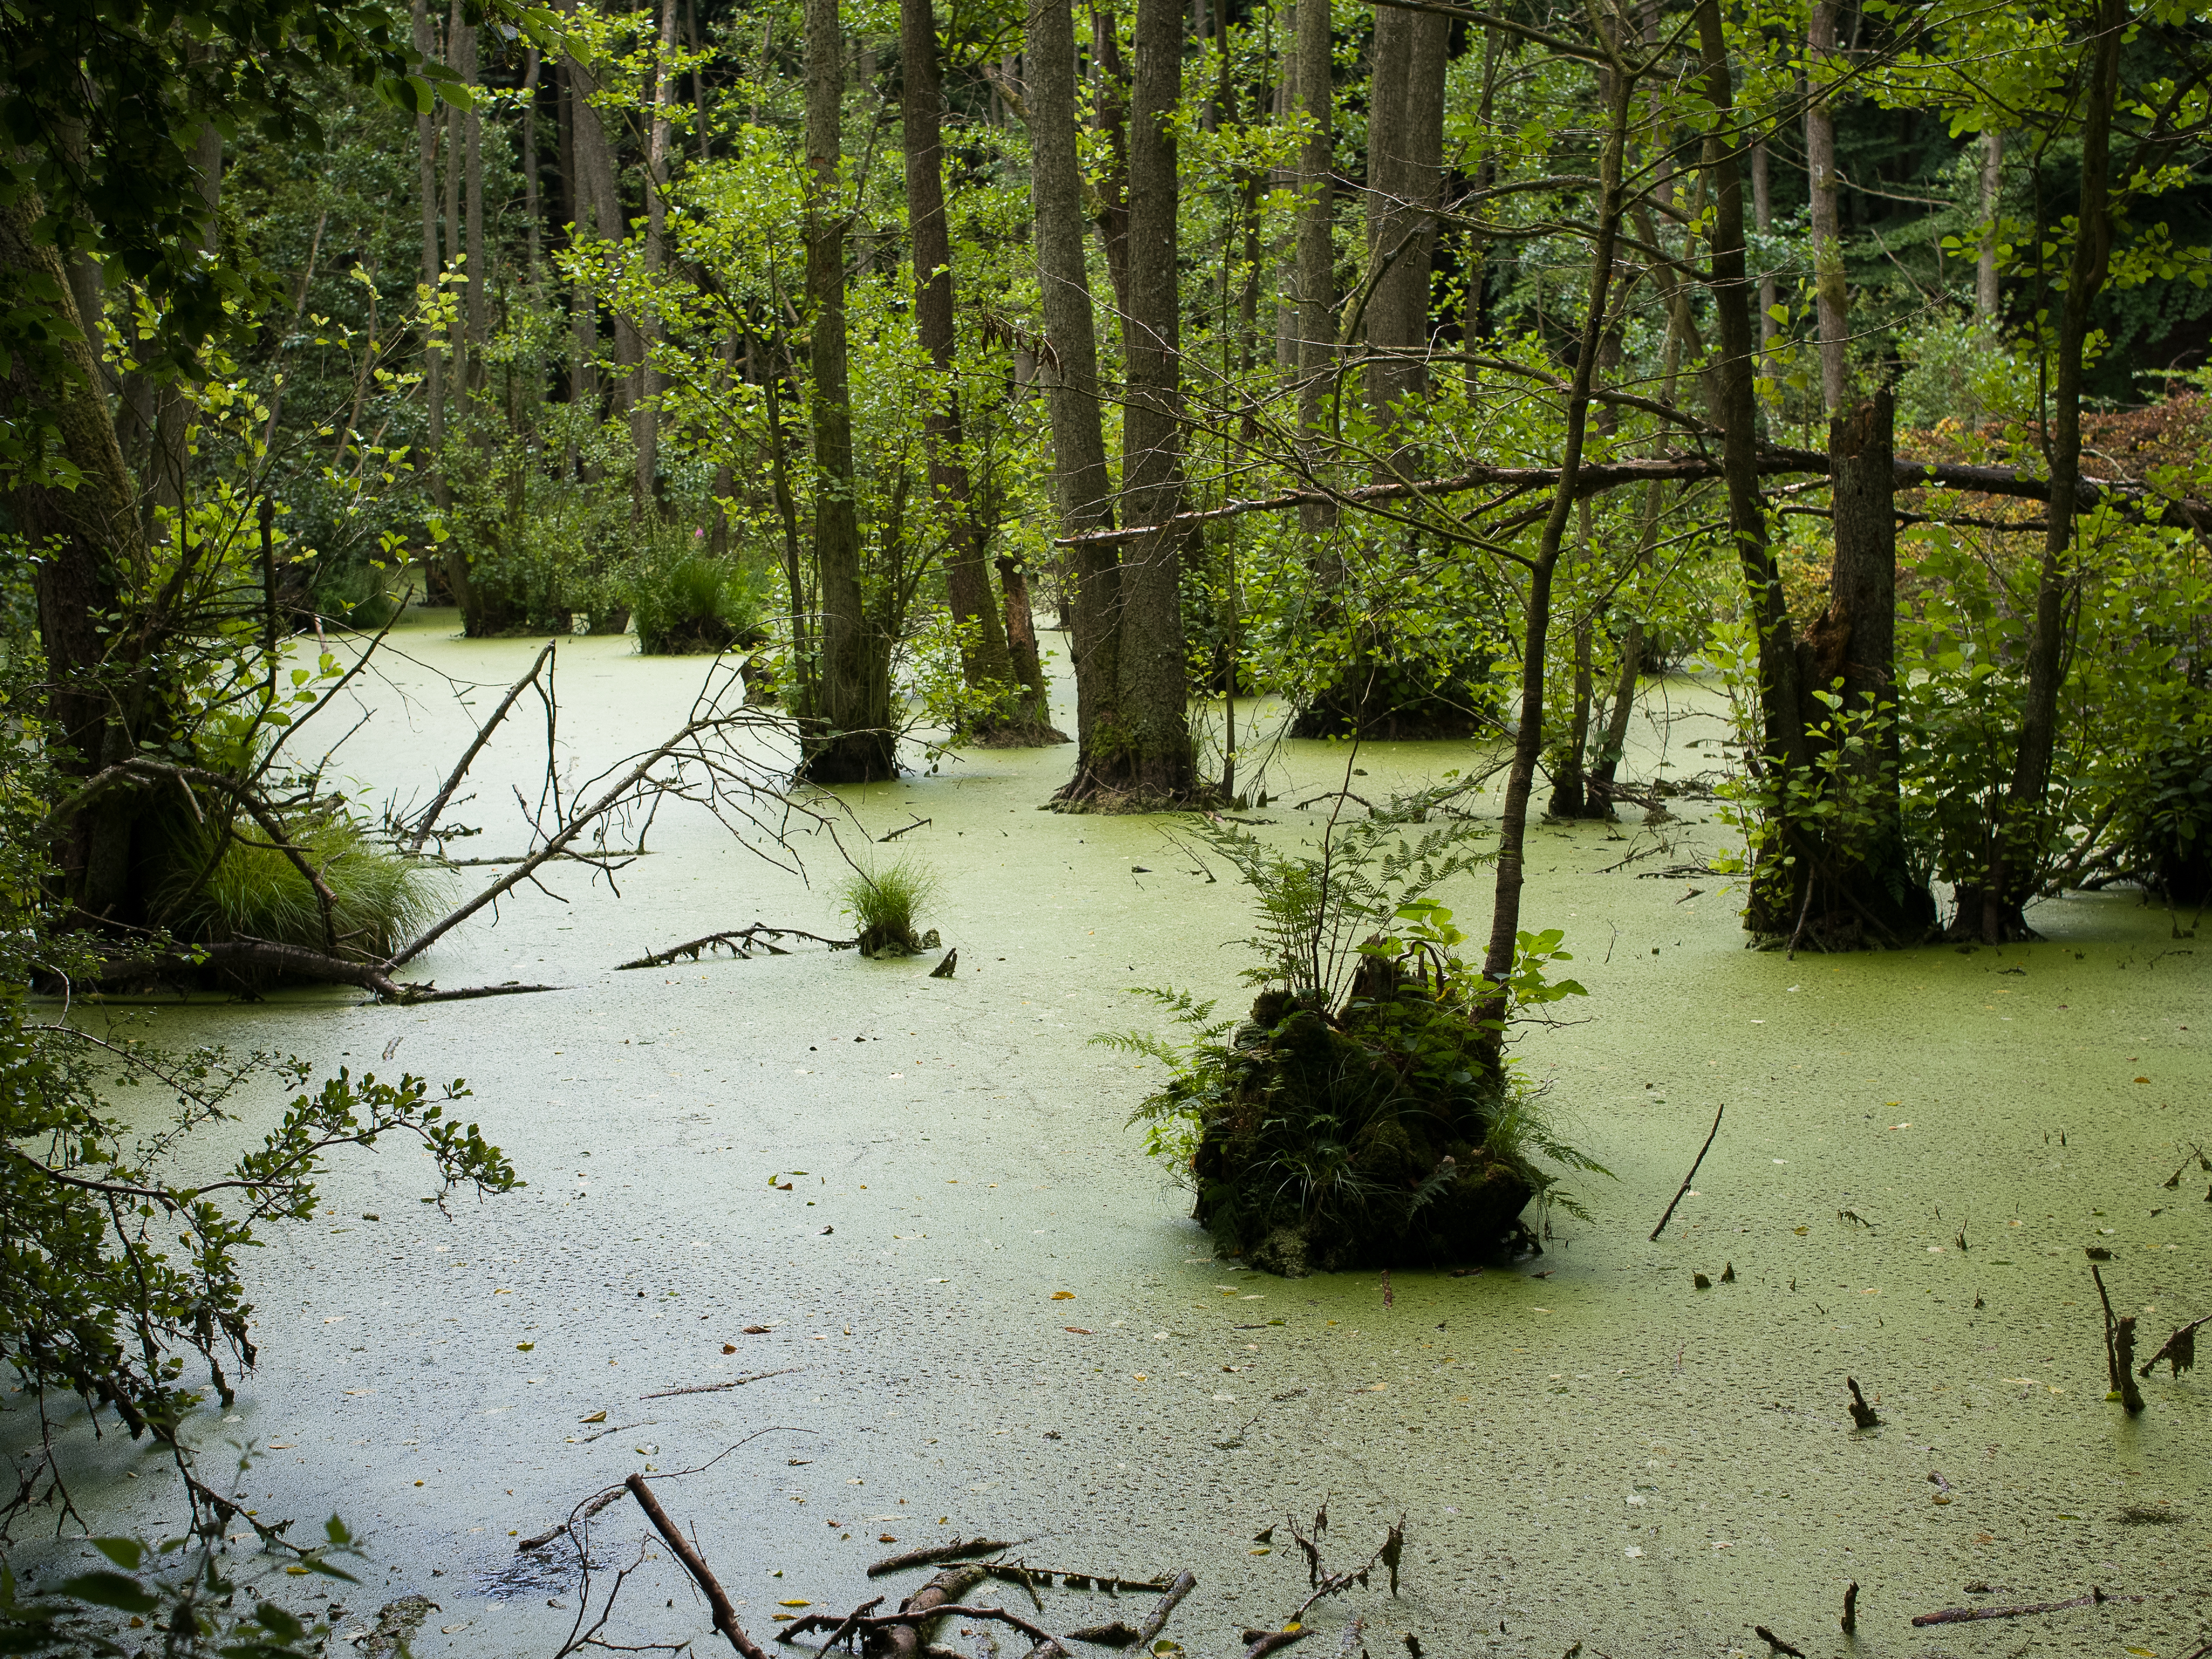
[{"left": 1185, "top": 973, "right": 1544, "bottom": 1276}]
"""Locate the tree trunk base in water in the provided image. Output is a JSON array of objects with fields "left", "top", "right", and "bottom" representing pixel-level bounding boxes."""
[
  {"left": 1746, "top": 861, "right": 1940, "bottom": 952},
  {"left": 1288, "top": 682, "right": 1492, "bottom": 743},
  {"left": 1941, "top": 885, "right": 2042, "bottom": 945},
  {"left": 800, "top": 732, "right": 899, "bottom": 785},
  {"left": 966, "top": 719, "right": 1070, "bottom": 749}
]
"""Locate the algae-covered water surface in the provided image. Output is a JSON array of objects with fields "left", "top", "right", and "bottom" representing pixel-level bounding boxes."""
[{"left": 25, "top": 620, "right": 2211, "bottom": 1658}]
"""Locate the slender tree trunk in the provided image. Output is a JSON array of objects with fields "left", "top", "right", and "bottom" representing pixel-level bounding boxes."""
[
  {"left": 1480, "top": 38, "right": 1633, "bottom": 995},
  {"left": 1548, "top": 616, "right": 1594, "bottom": 818},
  {"left": 458, "top": 16, "right": 485, "bottom": 384},
  {"left": 1096, "top": 0, "right": 1197, "bottom": 804},
  {"left": 413, "top": 0, "right": 469, "bottom": 622},
  {"left": 901, "top": 0, "right": 1029, "bottom": 733},
  {"left": 638, "top": 0, "right": 678, "bottom": 509},
  {"left": 1293, "top": 0, "right": 1334, "bottom": 529},
  {"left": 1751, "top": 138, "right": 1776, "bottom": 359},
  {"left": 1976, "top": 128, "right": 2003, "bottom": 332},
  {"left": 523, "top": 50, "right": 543, "bottom": 281},
  {"left": 144, "top": 113, "right": 221, "bottom": 534},
  {"left": 1986, "top": 0, "right": 2121, "bottom": 938},
  {"left": 1805, "top": 0, "right": 1847, "bottom": 412},
  {"left": 1272, "top": 11, "right": 1298, "bottom": 373},
  {"left": 1031, "top": 0, "right": 1124, "bottom": 784},
  {"left": 1588, "top": 619, "right": 1641, "bottom": 805},
  {"left": 800, "top": 0, "right": 892, "bottom": 783},
  {"left": 1696, "top": 0, "right": 1809, "bottom": 937}
]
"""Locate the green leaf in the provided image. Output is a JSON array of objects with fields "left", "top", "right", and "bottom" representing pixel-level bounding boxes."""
[
  {"left": 90, "top": 1539, "right": 144, "bottom": 1571},
  {"left": 55, "top": 1571, "right": 158, "bottom": 1614}
]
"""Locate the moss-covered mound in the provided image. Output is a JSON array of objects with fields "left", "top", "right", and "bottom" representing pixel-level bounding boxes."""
[{"left": 1185, "top": 977, "right": 1539, "bottom": 1276}]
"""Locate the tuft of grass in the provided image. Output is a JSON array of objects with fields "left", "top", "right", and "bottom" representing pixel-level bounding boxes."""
[
  {"left": 835, "top": 854, "right": 940, "bottom": 956},
  {"left": 161, "top": 810, "right": 448, "bottom": 962}
]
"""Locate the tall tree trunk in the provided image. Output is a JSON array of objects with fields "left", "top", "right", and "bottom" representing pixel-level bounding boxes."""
[
  {"left": 800, "top": 0, "right": 892, "bottom": 782},
  {"left": 143, "top": 112, "right": 222, "bottom": 535},
  {"left": 1807, "top": 390, "right": 1932, "bottom": 945},
  {"left": 638, "top": 0, "right": 678, "bottom": 510},
  {"left": 1, "top": 193, "right": 151, "bottom": 918},
  {"left": 522, "top": 49, "right": 543, "bottom": 281},
  {"left": 1548, "top": 615, "right": 1594, "bottom": 818},
  {"left": 1292, "top": 0, "right": 1333, "bottom": 530},
  {"left": 1271, "top": 10, "right": 1297, "bottom": 373},
  {"left": 901, "top": 0, "right": 1033, "bottom": 735},
  {"left": 1696, "top": 0, "right": 1809, "bottom": 938},
  {"left": 1976, "top": 128, "right": 2003, "bottom": 332},
  {"left": 1985, "top": 0, "right": 2121, "bottom": 939},
  {"left": 1031, "top": 0, "right": 1124, "bottom": 783},
  {"left": 1751, "top": 138, "right": 1776, "bottom": 360},
  {"left": 1091, "top": 9, "right": 1134, "bottom": 323},
  {"left": 1093, "top": 0, "right": 1197, "bottom": 804},
  {"left": 1805, "top": 0, "right": 1848, "bottom": 413},
  {"left": 1588, "top": 619, "right": 1642, "bottom": 805},
  {"left": 458, "top": 15, "right": 485, "bottom": 384},
  {"left": 413, "top": 0, "right": 470, "bottom": 622},
  {"left": 1362, "top": 4, "right": 1446, "bottom": 450}
]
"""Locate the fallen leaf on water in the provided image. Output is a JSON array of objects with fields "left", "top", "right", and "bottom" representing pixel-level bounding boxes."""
[
  {"left": 744, "top": 1325, "right": 770, "bottom": 1334},
  {"left": 2134, "top": 1076, "right": 2150, "bottom": 1084},
  {"left": 1064, "top": 1326, "right": 1091, "bottom": 1335},
  {"left": 517, "top": 1342, "right": 535, "bottom": 1351},
  {"left": 285, "top": 1565, "right": 309, "bottom": 1576},
  {"left": 1051, "top": 1291, "right": 1074, "bottom": 1300},
  {"left": 723, "top": 1343, "right": 739, "bottom": 1354},
  {"left": 579, "top": 1411, "right": 607, "bottom": 1424},
  {"left": 441, "top": 1624, "right": 470, "bottom": 1636},
  {"left": 879, "top": 1534, "right": 897, "bottom": 1543},
  {"left": 779, "top": 1600, "right": 810, "bottom": 1607}
]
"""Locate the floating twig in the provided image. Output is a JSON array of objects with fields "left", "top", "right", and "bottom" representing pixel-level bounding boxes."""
[
  {"left": 1649, "top": 1104, "right": 1725, "bottom": 1240},
  {"left": 1910, "top": 1587, "right": 2143, "bottom": 1626},
  {"left": 879, "top": 815, "right": 933, "bottom": 842},
  {"left": 1754, "top": 1626, "right": 1805, "bottom": 1657},
  {"left": 639, "top": 1367, "right": 803, "bottom": 1399},
  {"left": 517, "top": 1483, "right": 626, "bottom": 1552},
  {"left": 1840, "top": 1581, "right": 1857, "bottom": 1633}
]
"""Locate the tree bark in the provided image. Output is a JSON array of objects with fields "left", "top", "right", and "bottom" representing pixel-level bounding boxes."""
[
  {"left": 1093, "top": 0, "right": 1198, "bottom": 804},
  {"left": 1031, "top": 0, "right": 1124, "bottom": 780},
  {"left": 413, "top": 0, "right": 470, "bottom": 622},
  {"left": 800, "top": 0, "right": 893, "bottom": 783},
  {"left": 1293, "top": 0, "right": 1334, "bottom": 528},
  {"left": 1805, "top": 0, "right": 1848, "bottom": 413},
  {"left": 522, "top": 49, "right": 543, "bottom": 281},
  {"left": 2, "top": 193, "right": 151, "bottom": 917},
  {"left": 901, "top": 0, "right": 1029, "bottom": 733},
  {"left": 1363, "top": 4, "right": 1447, "bottom": 448},
  {"left": 458, "top": 13, "right": 485, "bottom": 385},
  {"left": 637, "top": 0, "right": 678, "bottom": 509},
  {"left": 1696, "top": 0, "right": 1810, "bottom": 937},
  {"left": 1090, "top": 8, "right": 1134, "bottom": 325},
  {"left": 1750, "top": 138, "right": 1776, "bottom": 360}
]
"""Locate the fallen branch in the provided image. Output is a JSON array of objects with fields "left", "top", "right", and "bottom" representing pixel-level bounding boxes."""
[
  {"left": 879, "top": 815, "right": 932, "bottom": 842},
  {"left": 984, "top": 1565, "right": 1175, "bottom": 1594},
  {"left": 865, "top": 1602, "right": 1061, "bottom": 1650},
  {"left": 104, "top": 939, "right": 559, "bottom": 1005},
  {"left": 407, "top": 642, "right": 555, "bottom": 853},
  {"left": 886, "top": 1565, "right": 990, "bottom": 1659},
  {"left": 625, "top": 1472, "right": 772, "bottom": 1659},
  {"left": 867, "top": 1538, "right": 1027, "bottom": 1578},
  {"left": 639, "top": 1367, "right": 803, "bottom": 1399},
  {"left": 1910, "top": 1587, "right": 2143, "bottom": 1626},
  {"left": 517, "top": 1484, "right": 624, "bottom": 1551},
  {"left": 1648, "top": 1104, "right": 1724, "bottom": 1240},
  {"left": 1242, "top": 1630, "right": 1312, "bottom": 1658},
  {"left": 617, "top": 927, "right": 855, "bottom": 971}
]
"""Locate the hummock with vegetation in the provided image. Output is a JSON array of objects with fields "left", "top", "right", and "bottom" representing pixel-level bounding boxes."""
[{"left": 1110, "top": 799, "right": 1604, "bottom": 1275}]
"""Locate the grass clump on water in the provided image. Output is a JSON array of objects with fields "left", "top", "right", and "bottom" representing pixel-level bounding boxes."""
[
  {"left": 159, "top": 809, "right": 448, "bottom": 971},
  {"left": 836, "top": 854, "right": 941, "bottom": 958}
]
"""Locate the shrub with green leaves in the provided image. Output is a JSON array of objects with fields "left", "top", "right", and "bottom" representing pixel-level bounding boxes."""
[
  {"left": 1099, "top": 791, "right": 1605, "bottom": 1276},
  {"left": 624, "top": 532, "right": 770, "bottom": 657}
]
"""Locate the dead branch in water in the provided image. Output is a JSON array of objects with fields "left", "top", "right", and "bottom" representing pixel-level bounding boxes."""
[
  {"left": 865, "top": 1538, "right": 1026, "bottom": 1578},
  {"left": 617, "top": 926, "right": 856, "bottom": 970},
  {"left": 1649, "top": 1104, "right": 1725, "bottom": 1240},
  {"left": 625, "top": 1473, "right": 772, "bottom": 1659},
  {"left": 1910, "top": 1586, "right": 2143, "bottom": 1626},
  {"left": 403, "top": 641, "right": 555, "bottom": 853}
]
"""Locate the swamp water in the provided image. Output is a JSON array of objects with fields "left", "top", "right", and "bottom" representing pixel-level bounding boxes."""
[{"left": 18, "top": 617, "right": 2210, "bottom": 1658}]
